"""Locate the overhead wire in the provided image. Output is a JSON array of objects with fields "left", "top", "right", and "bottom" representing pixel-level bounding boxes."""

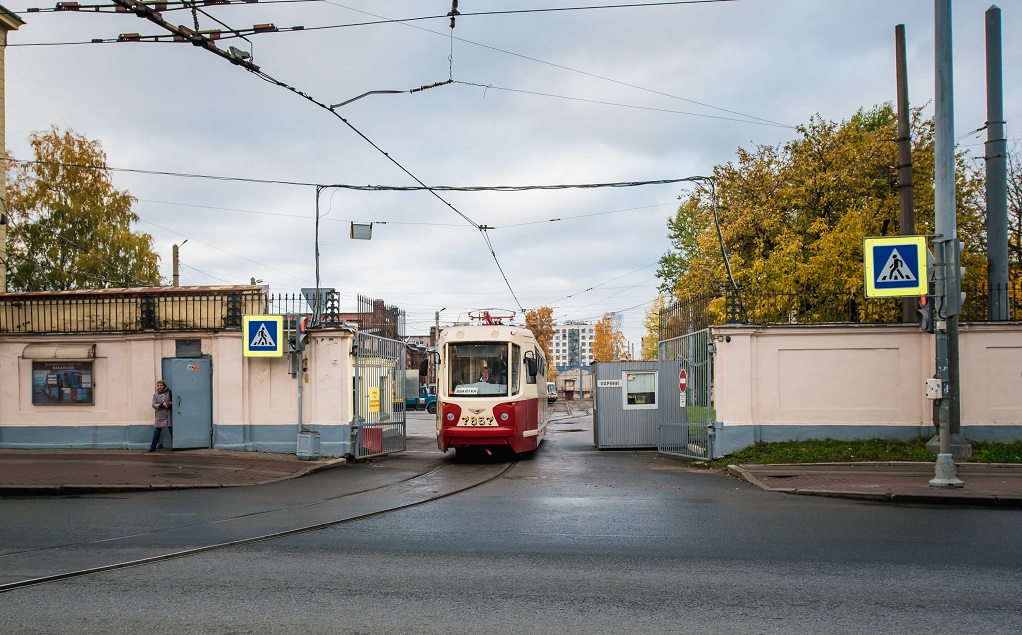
[
  {"left": 6, "top": 159, "right": 700, "bottom": 193},
  {"left": 136, "top": 217, "right": 313, "bottom": 285},
  {"left": 452, "top": 81, "right": 791, "bottom": 128},
  {"left": 325, "top": 1, "right": 792, "bottom": 129},
  {"left": 14, "top": 1, "right": 787, "bottom": 129}
]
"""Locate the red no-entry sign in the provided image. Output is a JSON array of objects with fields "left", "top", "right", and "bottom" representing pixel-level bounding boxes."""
[{"left": 679, "top": 368, "right": 688, "bottom": 392}]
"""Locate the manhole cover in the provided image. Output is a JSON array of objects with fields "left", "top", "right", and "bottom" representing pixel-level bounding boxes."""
[{"left": 157, "top": 472, "right": 201, "bottom": 479}]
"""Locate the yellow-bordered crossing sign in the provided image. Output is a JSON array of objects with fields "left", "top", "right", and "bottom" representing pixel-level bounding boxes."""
[
  {"left": 863, "top": 236, "right": 928, "bottom": 298},
  {"left": 243, "top": 315, "right": 284, "bottom": 357}
]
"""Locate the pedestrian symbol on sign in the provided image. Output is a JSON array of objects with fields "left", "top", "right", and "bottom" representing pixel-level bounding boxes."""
[
  {"left": 250, "top": 323, "right": 275, "bottom": 348},
  {"left": 877, "top": 248, "right": 916, "bottom": 282}
]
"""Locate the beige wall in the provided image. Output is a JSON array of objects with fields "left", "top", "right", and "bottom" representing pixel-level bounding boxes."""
[
  {"left": 712, "top": 323, "right": 1022, "bottom": 433},
  {"left": 0, "top": 328, "right": 355, "bottom": 437}
]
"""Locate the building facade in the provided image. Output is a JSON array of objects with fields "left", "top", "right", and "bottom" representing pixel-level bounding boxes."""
[{"left": 552, "top": 321, "right": 595, "bottom": 371}]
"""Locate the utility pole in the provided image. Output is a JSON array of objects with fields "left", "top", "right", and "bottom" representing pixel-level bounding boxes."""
[
  {"left": 895, "top": 24, "right": 916, "bottom": 324},
  {"left": 985, "top": 5, "right": 1009, "bottom": 321},
  {"left": 171, "top": 240, "right": 186, "bottom": 287},
  {"left": 929, "top": 0, "right": 964, "bottom": 488}
]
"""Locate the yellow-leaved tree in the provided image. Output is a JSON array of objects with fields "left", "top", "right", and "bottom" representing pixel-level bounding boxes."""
[
  {"left": 657, "top": 105, "right": 988, "bottom": 322},
  {"left": 5, "top": 126, "right": 161, "bottom": 291},
  {"left": 593, "top": 312, "right": 628, "bottom": 362},
  {"left": 525, "top": 306, "right": 556, "bottom": 379},
  {"left": 642, "top": 293, "right": 666, "bottom": 359}
]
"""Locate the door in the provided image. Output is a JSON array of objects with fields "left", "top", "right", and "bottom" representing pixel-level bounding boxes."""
[{"left": 161, "top": 356, "right": 213, "bottom": 449}]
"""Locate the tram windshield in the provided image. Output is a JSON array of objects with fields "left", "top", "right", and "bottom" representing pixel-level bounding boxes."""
[{"left": 447, "top": 342, "right": 515, "bottom": 397}]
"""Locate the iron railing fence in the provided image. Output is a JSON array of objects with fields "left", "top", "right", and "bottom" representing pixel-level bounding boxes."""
[
  {"left": 0, "top": 287, "right": 409, "bottom": 337},
  {"left": 0, "top": 288, "right": 266, "bottom": 334},
  {"left": 659, "top": 279, "right": 1022, "bottom": 341},
  {"left": 356, "top": 294, "right": 406, "bottom": 340}
]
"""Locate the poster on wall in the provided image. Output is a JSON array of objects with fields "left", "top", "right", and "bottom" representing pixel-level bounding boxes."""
[{"left": 31, "top": 361, "right": 95, "bottom": 405}]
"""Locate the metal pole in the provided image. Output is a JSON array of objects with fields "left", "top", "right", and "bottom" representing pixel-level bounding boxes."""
[
  {"left": 314, "top": 186, "right": 323, "bottom": 324},
  {"left": 895, "top": 24, "right": 917, "bottom": 323},
  {"left": 171, "top": 240, "right": 186, "bottom": 287},
  {"left": 172, "top": 244, "right": 179, "bottom": 287},
  {"left": 985, "top": 5, "right": 1009, "bottom": 321},
  {"left": 930, "top": 0, "right": 963, "bottom": 487}
]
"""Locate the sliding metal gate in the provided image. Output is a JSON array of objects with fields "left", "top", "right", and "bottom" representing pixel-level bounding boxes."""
[
  {"left": 658, "top": 329, "right": 715, "bottom": 460},
  {"left": 352, "top": 331, "right": 407, "bottom": 459}
]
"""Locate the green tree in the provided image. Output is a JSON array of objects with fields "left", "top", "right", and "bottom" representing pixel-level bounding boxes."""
[
  {"left": 657, "top": 105, "right": 988, "bottom": 322},
  {"left": 525, "top": 306, "right": 556, "bottom": 379},
  {"left": 5, "top": 126, "right": 161, "bottom": 291},
  {"left": 656, "top": 196, "right": 705, "bottom": 293}
]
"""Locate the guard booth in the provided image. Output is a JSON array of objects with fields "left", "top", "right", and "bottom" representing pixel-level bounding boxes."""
[
  {"left": 593, "top": 361, "right": 661, "bottom": 448},
  {"left": 592, "top": 328, "right": 717, "bottom": 460}
]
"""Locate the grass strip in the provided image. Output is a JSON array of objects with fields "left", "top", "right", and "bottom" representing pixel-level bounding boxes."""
[{"left": 708, "top": 438, "right": 1022, "bottom": 469}]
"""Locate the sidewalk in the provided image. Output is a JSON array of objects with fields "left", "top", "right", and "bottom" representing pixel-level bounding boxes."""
[
  {"left": 3, "top": 448, "right": 1021, "bottom": 506},
  {"left": 0, "top": 449, "right": 346, "bottom": 495},
  {"left": 727, "top": 462, "right": 1022, "bottom": 507}
]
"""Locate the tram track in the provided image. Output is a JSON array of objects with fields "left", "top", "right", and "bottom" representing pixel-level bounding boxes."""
[
  {"left": 561, "top": 399, "right": 592, "bottom": 418},
  {"left": 0, "top": 459, "right": 518, "bottom": 594}
]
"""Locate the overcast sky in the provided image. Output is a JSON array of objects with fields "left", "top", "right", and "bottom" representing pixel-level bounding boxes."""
[{"left": 4, "top": 0, "right": 1019, "bottom": 346}]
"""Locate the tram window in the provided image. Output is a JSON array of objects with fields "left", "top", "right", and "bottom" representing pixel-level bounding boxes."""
[
  {"left": 511, "top": 344, "right": 520, "bottom": 394},
  {"left": 624, "top": 371, "right": 657, "bottom": 410},
  {"left": 448, "top": 343, "right": 509, "bottom": 397}
]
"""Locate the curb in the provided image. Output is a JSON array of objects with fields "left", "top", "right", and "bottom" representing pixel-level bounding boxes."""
[
  {"left": 726, "top": 464, "right": 1022, "bottom": 508},
  {"left": 0, "top": 456, "right": 347, "bottom": 496}
]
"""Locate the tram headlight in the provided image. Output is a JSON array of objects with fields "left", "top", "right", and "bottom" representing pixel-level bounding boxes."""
[
  {"left": 441, "top": 402, "right": 462, "bottom": 426},
  {"left": 492, "top": 402, "right": 515, "bottom": 427}
]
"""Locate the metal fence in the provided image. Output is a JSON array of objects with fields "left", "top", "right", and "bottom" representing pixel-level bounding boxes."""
[
  {"left": 351, "top": 330, "right": 407, "bottom": 459},
  {"left": 657, "top": 329, "right": 714, "bottom": 460},
  {"left": 0, "top": 288, "right": 266, "bottom": 334},
  {"left": 0, "top": 287, "right": 409, "bottom": 340},
  {"left": 660, "top": 278, "right": 1022, "bottom": 340}
]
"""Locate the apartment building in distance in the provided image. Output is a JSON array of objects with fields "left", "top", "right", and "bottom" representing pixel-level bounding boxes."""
[{"left": 552, "top": 321, "right": 595, "bottom": 372}]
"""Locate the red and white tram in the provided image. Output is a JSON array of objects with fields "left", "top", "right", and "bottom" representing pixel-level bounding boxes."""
[{"left": 432, "top": 313, "right": 550, "bottom": 456}]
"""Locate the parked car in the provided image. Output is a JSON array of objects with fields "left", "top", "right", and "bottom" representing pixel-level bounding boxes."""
[{"left": 547, "top": 381, "right": 557, "bottom": 404}]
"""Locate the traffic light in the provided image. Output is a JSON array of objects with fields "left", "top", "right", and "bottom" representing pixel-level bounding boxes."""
[
  {"left": 296, "top": 316, "right": 310, "bottom": 351},
  {"left": 918, "top": 296, "right": 935, "bottom": 333}
]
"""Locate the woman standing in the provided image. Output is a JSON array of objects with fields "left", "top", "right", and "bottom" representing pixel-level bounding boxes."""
[{"left": 149, "top": 380, "right": 173, "bottom": 452}]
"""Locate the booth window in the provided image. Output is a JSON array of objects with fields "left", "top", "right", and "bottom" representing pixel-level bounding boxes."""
[
  {"left": 623, "top": 371, "right": 657, "bottom": 410},
  {"left": 23, "top": 344, "right": 97, "bottom": 406}
]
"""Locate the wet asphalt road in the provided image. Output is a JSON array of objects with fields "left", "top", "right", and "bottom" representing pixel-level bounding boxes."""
[{"left": 2, "top": 407, "right": 1021, "bottom": 634}]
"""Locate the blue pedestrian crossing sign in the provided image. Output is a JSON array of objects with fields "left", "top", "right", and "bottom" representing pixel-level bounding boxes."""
[
  {"left": 863, "top": 236, "right": 928, "bottom": 298},
  {"left": 243, "top": 315, "right": 284, "bottom": 357}
]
